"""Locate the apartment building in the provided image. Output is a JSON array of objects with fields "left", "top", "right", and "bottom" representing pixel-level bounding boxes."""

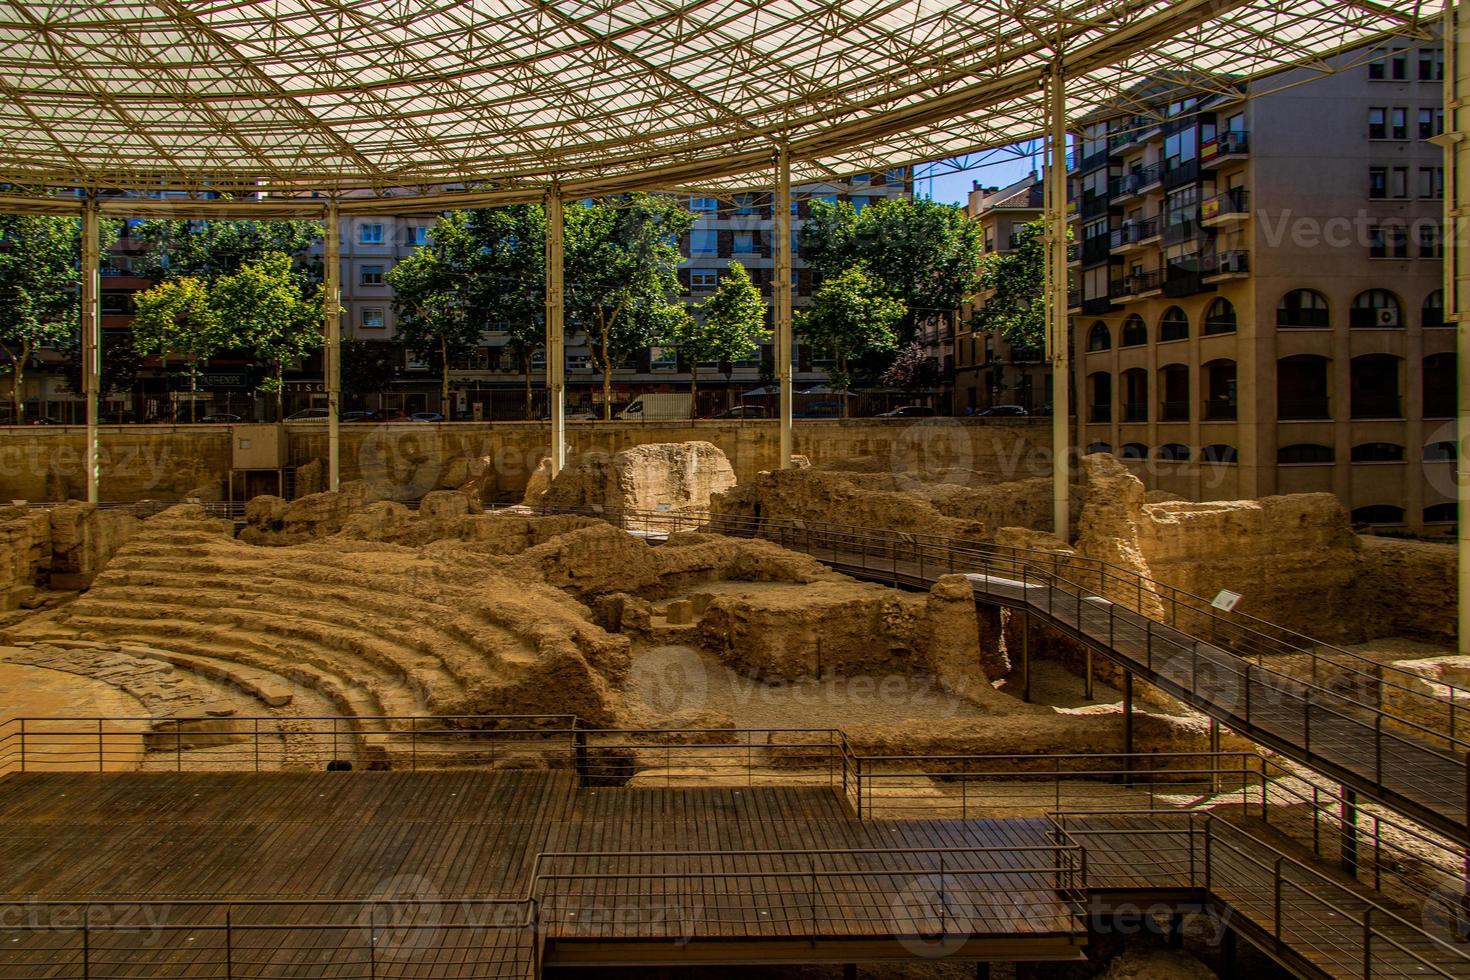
[
  {"left": 955, "top": 174, "right": 1051, "bottom": 413},
  {"left": 1069, "top": 46, "right": 1451, "bottom": 533}
]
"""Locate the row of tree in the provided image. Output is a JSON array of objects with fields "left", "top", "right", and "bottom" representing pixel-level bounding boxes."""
[{"left": 0, "top": 194, "right": 994, "bottom": 422}]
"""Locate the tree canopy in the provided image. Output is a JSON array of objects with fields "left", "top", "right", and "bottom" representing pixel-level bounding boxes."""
[
  {"left": 669, "top": 260, "right": 768, "bottom": 411},
  {"left": 130, "top": 275, "right": 231, "bottom": 421},
  {"left": 972, "top": 218, "right": 1051, "bottom": 359},
  {"left": 387, "top": 211, "right": 484, "bottom": 410},
  {"left": 796, "top": 263, "right": 905, "bottom": 402},
  {"left": 132, "top": 218, "right": 322, "bottom": 283},
  {"left": 211, "top": 252, "right": 326, "bottom": 417}
]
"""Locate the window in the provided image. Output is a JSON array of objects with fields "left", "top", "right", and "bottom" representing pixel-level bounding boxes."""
[
  {"left": 1419, "top": 108, "right": 1445, "bottom": 140},
  {"left": 1352, "top": 505, "right": 1405, "bottom": 525},
  {"left": 1423, "top": 289, "right": 1445, "bottom": 327},
  {"left": 1389, "top": 166, "right": 1409, "bottom": 198},
  {"left": 1203, "top": 297, "right": 1236, "bottom": 335},
  {"left": 1119, "top": 443, "right": 1148, "bottom": 460},
  {"left": 410, "top": 226, "right": 428, "bottom": 246},
  {"left": 1351, "top": 289, "right": 1402, "bottom": 327},
  {"left": 734, "top": 193, "right": 756, "bottom": 216},
  {"left": 733, "top": 231, "right": 755, "bottom": 254},
  {"left": 689, "top": 268, "right": 719, "bottom": 290},
  {"left": 1417, "top": 222, "right": 1443, "bottom": 259},
  {"left": 691, "top": 196, "right": 719, "bottom": 212},
  {"left": 1277, "top": 355, "right": 1331, "bottom": 420},
  {"left": 1201, "top": 444, "right": 1237, "bottom": 464},
  {"left": 1369, "top": 50, "right": 1409, "bottom": 80},
  {"left": 690, "top": 229, "right": 718, "bottom": 255},
  {"left": 1159, "top": 364, "right": 1189, "bottom": 421},
  {"left": 1277, "top": 289, "right": 1329, "bottom": 328},
  {"left": 1349, "top": 354, "right": 1403, "bottom": 419},
  {"left": 1369, "top": 167, "right": 1387, "bottom": 199},
  {"left": 1424, "top": 353, "right": 1455, "bottom": 417},
  {"left": 1420, "top": 167, "right": 1445, "bottom": 199},
  {"left": 1419, "top": 50, "right": 1444, "bottom": 81},
  {"left": 1368, "top": 107, "right": 1387, "bottom": 139},
  {"left": 1368, "top": 223, "right": 1408, "bottom": 259},
  {"left": 360, "top": 308, "right": 385, "bottom": 329},
  {"left": 1088, "top": 372, "right": 1112, "bottom": 422},
  {"left": 1368, "top": 53, "right": 1386, "bottom": 80},
  {"left": 1164, "top": 186, "right": 1198, "bottom": 228},
  {"left": 1164, "top": 126, "right": 1196, "bottom": 170},
  {"left": 1203, "top": 359, "right": 1236, "bottom": 420},
  {"left": 358, "top": 223, "right": 384, "bottom": 244},
  {"left": 1086, "top": 442, "right": 1113, "bottom": 455},
  {"left": 1424, "top": 503, "right": 1458, "bottom": 524},
  {"left": 1159, "top": 306, "right": 1189, "bottom": 341},
  {"left": 1391, "top": 107, "right": 1408, "bottom": 140},
  {"left": 1351, "top": 442, "right": 1405, "bottom": 462},
  {"left": 1120, "top": 314, "right": 1147, "bottom": 347},
  {"left": 1156, "top": 443, "right": 1191, "bottom": 461},
  {"left": 1425, "top": 441, "right": 1456, "bottom": 461},
  {"left": 1122, "top": 368, "right": 1148, "bottom": 421},
  {"left": 1087, "top": 321, "right": 1111, "bottom": 351},
  {"left": 1278, "top": 444, "right": 1334, "bottom": 464},
  {"left": 360, "top": 264, "right": 385, "bottom": 286}
]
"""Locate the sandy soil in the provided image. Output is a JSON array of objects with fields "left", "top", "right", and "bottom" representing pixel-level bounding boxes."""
[{"left": 0, "top": 661, "right": 147, "bottom": 772}]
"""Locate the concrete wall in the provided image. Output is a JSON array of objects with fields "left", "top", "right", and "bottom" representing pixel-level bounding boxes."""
[{"left": 0, "top": 419, "right": 1053, "bottom": 503}]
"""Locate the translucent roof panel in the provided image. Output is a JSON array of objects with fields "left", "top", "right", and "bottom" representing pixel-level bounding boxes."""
[{"left": 0, "top": 0, "right": 1441, "bottom": 198}]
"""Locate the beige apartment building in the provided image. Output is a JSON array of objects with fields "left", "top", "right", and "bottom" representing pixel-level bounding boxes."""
[
  {"left": 1069, "top": 45, "right": 1452, "bottom": 533},
  {"left": 956, "top": 174, "right": 1050, "bottom": 413}
]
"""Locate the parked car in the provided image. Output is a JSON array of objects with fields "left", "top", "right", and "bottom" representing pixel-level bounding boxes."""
[
  {"left": 361, "top": 408, "right": 408, "bottom": 423},
  {"left": 340, "top": 410, "right": 373, "bottom": 422},
  {"left": 284, "top": 408, "right": 330, "bottom": 422},
  {"left": 977, "top": 404, "right": 1028, "bottom": 417},
  {"left": 876, "top": 405, "right": 936, "bottom": 418},
  {"left": 24, "top": 416, "right": 61, "bottom": 425},
  {"left": 793, "top": 400, "right": 841, "bottom": 419},
  {"left": 711, "top": 405, "right": 768, "bottom": 419},
  {"left": 198, "top": 413, "right": 242, "bottom": 424},
  {"left": 409, "top": 412, "right": 444, "bottom": 423}
]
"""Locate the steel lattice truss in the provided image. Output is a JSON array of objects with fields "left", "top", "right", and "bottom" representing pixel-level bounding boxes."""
[{"left": 0, "top": 0, "right": 1441, "bottom": 204}]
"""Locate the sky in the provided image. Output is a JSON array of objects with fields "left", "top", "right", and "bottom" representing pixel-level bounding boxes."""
[{"left": 913, "top": 141, "right": 1052, "bottom": 205}]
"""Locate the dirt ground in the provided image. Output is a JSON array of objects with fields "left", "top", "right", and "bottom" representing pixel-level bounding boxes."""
[{"left": 0, "top": 661, "right": 147, "bottom": 772}]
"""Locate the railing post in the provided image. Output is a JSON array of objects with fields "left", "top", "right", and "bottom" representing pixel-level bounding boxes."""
[
  {"left": 82, "top": 903, "right": 90, "bottom": 980},
  {"left": 1361, "top": 908, "right": 1372, "bottom": 978},
  {"left": 18, "top": 718, "right": 24, "bottom": 772},
  {"left": 254, "top": 718, "right": 260, "bottom": 772},
  {"left": 97, "top": 718, "right": 103, "bottom": 771},
  {"left": 1273, "top": 857, "right": 1284, "bottom": 945},
  {"left": 226, "top": 907, "right": 233, "bottom": 980},
  {"left": 1203, "top": 818, "right": 1212, "bottom": 893}
]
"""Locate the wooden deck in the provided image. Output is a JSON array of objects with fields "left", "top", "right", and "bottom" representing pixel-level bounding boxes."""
[{"left": 0, "top": 771, "right": 1087, "bottom": 976}]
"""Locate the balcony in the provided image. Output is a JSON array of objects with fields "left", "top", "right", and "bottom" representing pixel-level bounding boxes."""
[
  {"left": 1079, "top": 192, "right": 1113, "bottom": 220},
  {"left": 1068, "top": 289, "right": 1083, "bottom": 312},
  {"left": 1122, "top": 401, "right": 1148, "bottom": 423},
  {"left": 1081, "top": 295, "right": 1117, "bottom": 316},
  {"left": 1163, "top": 255, "right": 1208, "bottom": 298},
  {"left": 1111, "top": 162, "right": 1163, "bottom": 200},
  {"left": 1202, "top": 130, "right": 1250, "bottom": 166},
  {"left": 1081, "top": 233, "right": 1117, "bottom": 265},
  {"left": 1089, "top": 404, "right": 1113, "bottom": 423},
  {"left": 1201, "top": 188, "right": 1250, "bottom": 227},
  {"left": 1162, "top": 156, "right": 1200, "bottom": 189},
  {"left": 1162, "top": 216, "right": 1206, "bottom": 247},
  {"left": 1110, "top": 268, "right": 1165, "bottom": 300},
  {"left": 1159, "top": 400, "right": 1190, "bottom": 422},
  {"left": 1203, "top": 399, "right": 1238, "bottom": 421},
  {"left": 1202, "top": 249, "right": 1249, "bottom": 282},
  {"left": 1067, "top": 242, "right": 1081, "bottom": 265},
  {"left": 1110, "top": 217, "right": 1161, "bottom": 252}
]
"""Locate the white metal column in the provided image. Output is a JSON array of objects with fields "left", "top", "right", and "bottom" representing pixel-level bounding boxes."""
[
  {"left": 324, "top": 203, "right": 341, "bottom": 492},
  {"left": 1043, "top": 64, "right": 1072, "bottom": 539},
  {"left": 774, "top": 145, "right": 794, "bottom": 467},
  {"left": 1447, "top": 2, "right": 1469, "bottom": 658},
  {"left": 544, "top": 186, "right": 567, "bottom": 474},
  {"left": 81, "top": 197, "right": 100, "bottom": 504}
]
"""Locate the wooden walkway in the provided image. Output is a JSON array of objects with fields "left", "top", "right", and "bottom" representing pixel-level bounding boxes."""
[
  {"left": 0, "top": 771, "right": 1086, "bottom": 976},
  {"left": 815, "top": 549, "right": 1470, "bottom": 844}
]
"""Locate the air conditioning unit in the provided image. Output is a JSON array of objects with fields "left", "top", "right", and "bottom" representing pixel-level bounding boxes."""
[{"left": 1377, "top": 307, "right": 1400, "bottom": 327}]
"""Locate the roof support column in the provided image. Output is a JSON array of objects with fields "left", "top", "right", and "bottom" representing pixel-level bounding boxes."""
[
  {"left": 545, "top": 185, "right": 566, "bottom": 475},
  {"left": 1448, "top": 2, "right": 1470, "bottom": 659},
  {"left": 80, "top": 196, "right": 100, "bottom": 504},
  {"left": 774, "top": 144, "right": 794, "bottom": 467},
  {"left": 1043, "top": 63, "right": 1071, "bottom": 540},
  {"left": 324, "top": 203, "right": 341, "bottom": 492}
]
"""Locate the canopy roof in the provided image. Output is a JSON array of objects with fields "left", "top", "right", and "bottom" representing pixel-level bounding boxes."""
[{"left": 0, "top": 0, "right": 1440, "bottom": 206}]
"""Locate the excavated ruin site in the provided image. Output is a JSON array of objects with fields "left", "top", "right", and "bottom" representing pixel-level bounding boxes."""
[{"left": 0, "top": 441, "right": 1462, "bottom": 978}]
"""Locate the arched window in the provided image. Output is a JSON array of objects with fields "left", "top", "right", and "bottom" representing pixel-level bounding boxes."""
[
  {"left": 1119, "top": 443, "right": 1148, "bottom": 460},
  {"left": 1425, "top": 502, "right": 1458, "bottom": 524},
  {"left": 1424, "top": 353, "right": 1454, "bottom": 418},
  {"left": 1350, "top": 354, "right": 1402, "bottom": 419},
  {"left": 1278, "top": 443, "right": 1335, "bottom": 464},
  {"left": 1351, "top": 504, "right": 1405, "bottom": 525},
  {"left": 1201, "top": 444, "right": 1238, "bottom": 464},
  {"left": 1203, "top": 297, "right": 1237, "bottom": 335},
  {"left": 1277, "top": 355, "right": 1331, "bottom": 420},
  {"left": 1087, "top": 372, "right": 1112, "bottom": 422},
  {"left": 1159, "top": 364, "right": 1189, "bottom": 421},
  {"left": 1423, "top": 289, "right": 1445, "bottom": 328},
  {"left": 1350, "top": 289, "right": 1403, "bottom": 328},
  {"left": 1086, "top": 441, "right": 1113, "bottom": 455},
  {"left": 1424, "top": 441, "right": 1456, "bottom": 461},
  {"left": 1159, "top": 306, "right": 1189, "bottom": 342},
  {"left": 1156, "top": 443, "right": 1191, "bottom": 461},
  {"left": 1351, "top": 442, "right": 1405, "bottom": 462},
  {"left": 1087, "top": 321, "right": 1111, "bottom": 351},
  {"left": 1121, "top": 368, "right": 1148, "bottom": 421},
  {"left": 1203, "top": 359, "right": 1236, "bottom": 420},
  {"left": 1120, "top": 314, "right": 1147, "bottom": 347},
  {"left": 1277, "top": 289, "right": 1330, "bottom": 328}
]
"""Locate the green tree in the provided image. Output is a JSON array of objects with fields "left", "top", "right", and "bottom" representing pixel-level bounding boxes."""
[
  {"left": 796, "top": 264, "right": 905, "bottom": 416},
  {"left": 799, "top": 196, "right": 983, "bottom": 341},
  {"left": 671, "top": 261, "right": 768, "bottom": 413},
  {"left": 564, "top": 196, "right": 695, "bottom": 419},
  {"left": 130, "top": 276, "right": 230, "bottom": 422},
  {"left": 0, "top": 214, "right": 120, "bottom": 421},
  {"left": 210, "top": 252, "right": 326, "bottom": 420},
  {"left": 972, "top": 219, "right": 1053, "bottom": 360},
  {"left": 341, "top": 338, "right": 400, "bottom": 408},
  {"left": 132, "top": 219, "right": 322, "bottom": 282},
  {"left": 387, "top": 212, "right": 484, "bottom": 411},
  {"left": 467, "top": 205, "right": 546, "bottom": 418},
  {"left": 61, "top": 331, "right": 143, "bottom": 405},
  {"left": 879, "top": 340, "right": 940, "bottom": 392}
]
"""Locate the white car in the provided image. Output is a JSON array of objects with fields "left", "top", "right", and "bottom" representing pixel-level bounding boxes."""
[{"left": 284, "top": 408, "right": 330, "bottom": 422}]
